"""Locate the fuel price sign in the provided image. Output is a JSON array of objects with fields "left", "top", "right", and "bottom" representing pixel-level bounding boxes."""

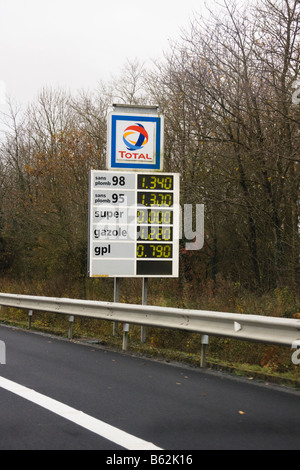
[{"left": 88, "top": 171, "right": 180, "bottom": 278}]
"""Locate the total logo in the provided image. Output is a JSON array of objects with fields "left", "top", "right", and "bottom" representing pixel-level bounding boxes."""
[
  {"left": 123, "top": 123, "right": 148, "bottom": 151},
  {"left": 108, "top": 110, "right": 163, "bottom": 170},
  {"left": 118, "top": 123, "right": 152, "bottom": 161}
]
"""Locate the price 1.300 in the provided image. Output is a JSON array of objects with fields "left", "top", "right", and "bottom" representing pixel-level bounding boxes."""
[{"left": 137, "top": 192, "right": 173, "bottom": 207}]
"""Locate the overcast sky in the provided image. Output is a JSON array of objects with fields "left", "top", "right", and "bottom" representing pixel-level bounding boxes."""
[{"left": 0, "top": 0, "right": 215, "bottom": 110}]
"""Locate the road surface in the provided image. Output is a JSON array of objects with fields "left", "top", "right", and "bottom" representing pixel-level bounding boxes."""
[{"left": 0, "top": 324, "right": 300, "bottom": 452}]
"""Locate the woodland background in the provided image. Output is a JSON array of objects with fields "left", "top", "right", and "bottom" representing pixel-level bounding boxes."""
[{"left": 0, "top": 1, "right": 299, "bottom": 373}]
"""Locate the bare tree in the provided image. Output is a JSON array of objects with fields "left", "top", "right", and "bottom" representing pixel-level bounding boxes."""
[{"left": 147, "top": 0, "right": 300, "bottom": 291}]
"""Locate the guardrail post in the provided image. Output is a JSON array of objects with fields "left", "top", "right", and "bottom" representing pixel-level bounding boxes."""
[
  {"left": 122, "top": 323, "right": 129, "bottom": 351},
  {"left": 28, "top": 310, "right": 33, "bottom": 329},
  {"left": 113, "top": 278, "right": 120, "bottom": 336},
  {"left": 68, "top": 315, "right": 74, "bottom": 340},
  {"left": 200, "top": 335, "right": 209, "bottom": 368},
  {"left": 141, "top": 278, "right": 148, "bottom": 343}
]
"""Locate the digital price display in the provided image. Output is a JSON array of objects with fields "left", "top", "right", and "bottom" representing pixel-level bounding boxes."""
[
  {"left": 88, "top": 171, "right": 180, "bottom": 278},
  {"left": 137, "top": 174, "right": 174, "bottom": 190}
]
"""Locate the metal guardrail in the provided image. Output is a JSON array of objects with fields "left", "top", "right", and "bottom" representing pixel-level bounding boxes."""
[{"left": 0, "top": 293, "right": 300, "bottom": 350}]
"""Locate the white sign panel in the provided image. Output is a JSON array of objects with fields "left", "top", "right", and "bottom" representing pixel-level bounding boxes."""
[
  {"left": 107, "top": 111, "right": 164, "bottom": 171},
  {"left": 88, "top": 170, "right": 180, "bottom": 278}
]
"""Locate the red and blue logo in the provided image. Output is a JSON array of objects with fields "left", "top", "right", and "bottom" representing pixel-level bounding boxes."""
[{"left": 123, "top": 123, "right": 148, "bottom": 151}]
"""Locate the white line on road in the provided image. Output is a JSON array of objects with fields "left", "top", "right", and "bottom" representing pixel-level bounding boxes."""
[{"left": 0, "top": 376, "right": 162, "bottom": 450}]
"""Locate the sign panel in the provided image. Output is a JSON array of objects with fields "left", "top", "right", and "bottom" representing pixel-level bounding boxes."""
[
  {"left": 107, "top": 111, "right": 164, "bottom": 171},
  {"left": 88, "top": 171, "right": 180, "bottom": 278}
]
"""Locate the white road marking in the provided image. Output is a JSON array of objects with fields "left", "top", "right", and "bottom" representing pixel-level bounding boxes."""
[{"left": 0, "top": 376, "right": 162, "bottom": 450}]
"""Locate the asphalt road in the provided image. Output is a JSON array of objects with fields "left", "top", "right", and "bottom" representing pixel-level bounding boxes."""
[{"left": 0, "top": 324, "right": 300, "bottom": 452}]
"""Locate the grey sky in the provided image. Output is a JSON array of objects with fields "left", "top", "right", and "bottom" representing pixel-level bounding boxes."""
[{"left": 0, "top": 0, "right": 211, "bottom": 108}]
